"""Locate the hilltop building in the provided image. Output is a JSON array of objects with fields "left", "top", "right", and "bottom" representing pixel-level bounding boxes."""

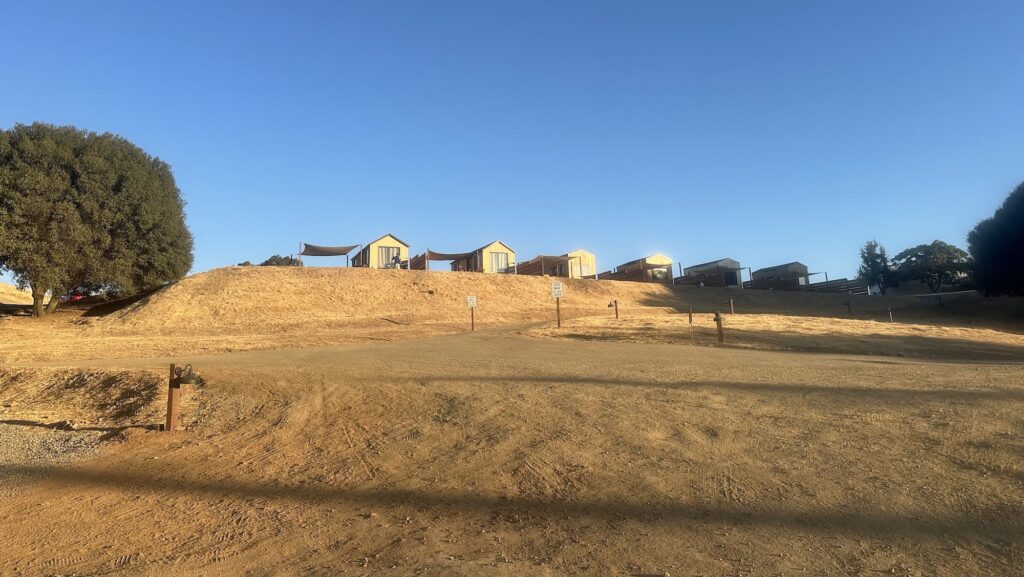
[
  {"left": 598, "top": 253, "right": 673, "bottom": 283},
  {"left": 678, "top": 258, "right": 742, "bottom": 288},
  {"left": 352, "top": 234, "right": 410, "bottom": 269},
  {"left": 450, "top": 241, "right": 516, "bottom": 273}
]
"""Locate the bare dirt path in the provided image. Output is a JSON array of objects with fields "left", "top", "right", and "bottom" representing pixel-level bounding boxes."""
[{"left": 1, "top": 328, "right": 1022, "bottom": 576}]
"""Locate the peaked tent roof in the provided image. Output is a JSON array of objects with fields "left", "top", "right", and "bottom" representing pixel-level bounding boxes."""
[
  {"left": 364, "top": 233, "right": 410, "bottom": 247},
  {"left": 685, "top": 258, "right": 741, "bottom": 270},
  {"left": 753, "top": 261, "right": 806, "bottom": 274}
]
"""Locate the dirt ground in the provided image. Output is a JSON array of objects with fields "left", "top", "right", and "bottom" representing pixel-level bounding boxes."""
[{"left": 0, "top": 268, "right": 1022, "bottom": 576}]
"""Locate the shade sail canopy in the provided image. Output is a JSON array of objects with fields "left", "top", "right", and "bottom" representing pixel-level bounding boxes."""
[
  {"left": 300, "top": 243, "right": 359, "bottom": 257},
  {"left": 522, "top": 255, "right": 577, "bottom": 265},
  {"left": 422, "top": 250, "right": 471, "bottom": 261}
]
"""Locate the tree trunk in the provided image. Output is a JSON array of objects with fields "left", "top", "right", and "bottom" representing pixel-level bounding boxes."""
[
  {"left": 31, "top": 286, "right": 47, "bottom": 317},
  {"left": 45, "top": 291, "right": 61, "bottom": 314}
]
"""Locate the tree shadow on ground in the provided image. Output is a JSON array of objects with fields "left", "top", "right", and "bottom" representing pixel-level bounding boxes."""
[
  {"left": 0, "top": 304, "right": 31, "bottom": 318},
  {"left": 3, "top": 463, "right": 1021, "bottom": 541},
  {"left": 407, "top": 374, "right": 1024, "bottom": 405},
  {"left": 553, "top": 325, "right": 1024, "bottom": 362}
]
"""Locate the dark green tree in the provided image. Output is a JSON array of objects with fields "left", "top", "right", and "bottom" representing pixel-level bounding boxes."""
[
  {"left": 259, "top": 255, "right": 302, "bottom": 266},
  {"left": 0, "top": 123, "right": 193, "bottom": 316},
  {"left": 968, "top": 181, "right": 1024, "bottom": 296},
  {"left": 891, "top": 240, "right": 971, "bottom": 293},
  {"left": 857, "top": 240, "right": 890, "bottom": 294}
]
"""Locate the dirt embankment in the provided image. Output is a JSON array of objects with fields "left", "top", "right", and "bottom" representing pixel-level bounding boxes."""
[{"left": 0, "top": 368, "right": 200, "bottom": 487}]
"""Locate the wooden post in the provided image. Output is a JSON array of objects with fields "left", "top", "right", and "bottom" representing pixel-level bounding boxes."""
[
  {"left": 614, "top": 300, "right": 619, "bottom": 319},
  {"left": 556, "top": 297, "right": 561, "bottom": 328},
  {"left": 730, "top": 299, "right": 735, "bottom": 314},
  {"left": 846, "top": 299, "right": 852, "bottom": 315},
  {"left": 166, "top": 364, "right": 180, "bottom": 432},
  {"left": 471, "top": 307, "right": 475, "bottom": 331},
  {"left": 688, "top": 305, "right": 693, "bottom": 325},
  {"left": 714, "top": 312, "right": 724, "bottom": 344},
  {"left": 888, "top": 308, "right": 893, "bottom": 323}
]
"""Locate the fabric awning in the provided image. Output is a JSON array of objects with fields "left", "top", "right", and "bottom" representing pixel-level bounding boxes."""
[
  {"left": 300, "top": 243, "right": 359, "bottom": 257},
  {"left": 422, "top": 250, "right": 472, "bottom": 261},
  {"left": 521, "top": 255, "right": 577, "bottom": 265}
]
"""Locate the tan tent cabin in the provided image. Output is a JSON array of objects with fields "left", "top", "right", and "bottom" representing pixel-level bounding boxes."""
[
  {"left": 749, "top": 261, "right": 809, "bottom": 290},
  {"left": 450, "top": 241, "right": 516, "bottom": 273},
  {"left": 351, "top": 234, "right": 410, "bottom": 269},
  {"left": 598, "top": 253, "right": 673, "bottom": 283},
  {"left": 563, "top": 249, "right": 597, "bottom": 279},
  {"left": 678, "top": 258, "right": 742, "bottom": 288},
  {"left": 518, "top": 249, "right": 597, "bottom": 278}
]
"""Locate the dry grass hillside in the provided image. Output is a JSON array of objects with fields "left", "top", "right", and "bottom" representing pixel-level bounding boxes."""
[
  {"left": 1, "top": 266, "right": 1020, "bottom": 363},
  {"left": 0, "top": 281, "right": 32, "bottom": 305},
  {"left": 102, "top": 266, "right": 1019, "bottom": 334}
]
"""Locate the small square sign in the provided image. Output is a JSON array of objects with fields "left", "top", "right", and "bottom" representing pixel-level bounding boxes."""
[
  {"left": 551, "top": 281, "right": 563, "bottom": 298},
  {"left": 467, "top": 295, "right": 477, "bottom": 308}
]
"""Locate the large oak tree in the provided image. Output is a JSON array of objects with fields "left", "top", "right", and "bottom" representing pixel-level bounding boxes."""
[
  {"left": 0, "top": 123, "right": 192, "bottom": 316},
  {"left": 969, "top": 181, "right": 1024, "bottom": 296}
]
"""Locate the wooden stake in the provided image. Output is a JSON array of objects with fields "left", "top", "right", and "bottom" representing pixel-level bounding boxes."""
[
  {"left": 556, "top": 297, "right": 561, "bottom": 328},
  {"left": 714, "top": 312, "right": 724, "bottom": 344},
  {"left": 165, "top": 364, "right": 180, "bottom": 433}
]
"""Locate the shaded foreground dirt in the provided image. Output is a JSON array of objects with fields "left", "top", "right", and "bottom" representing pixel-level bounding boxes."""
[
  {"left": 1, "top": 330, "right": 1023, "bottom": 576},
  {"left": 530, "top": 313, "right": 1024, "bottom": 362}
]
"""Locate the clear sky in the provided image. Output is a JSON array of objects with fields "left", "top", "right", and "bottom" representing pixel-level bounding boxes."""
[{"left": 2, "top": 1, "right": 1021, "bottom": 280}]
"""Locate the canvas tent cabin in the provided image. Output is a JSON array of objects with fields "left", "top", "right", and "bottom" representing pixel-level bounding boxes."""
[
  {"left": 519, "top": 249, "right": 597, "bottom": 278},
  {"left": 351, "top": 234, "right": 410, "bottom": 269},
  {"left": 517, "top": 255, "right": 576, "bottom": 277},
  {"left": 678, "top": 258, "right": 742, "bottom": 288},
  {"left": 598, "top": 253, "right": 673, "bottom": 283},
  {"left": 562, "top": 249, "right": 597, "bottom": 279},
  {"left": 299, "top": 242, "right": 360, "bottom": 266},
  {"left": 450, "top": 241, "right": 516, "bottom": 273},
  {"left": 748, "top": 261, "right": 809, "bottom": 290}
]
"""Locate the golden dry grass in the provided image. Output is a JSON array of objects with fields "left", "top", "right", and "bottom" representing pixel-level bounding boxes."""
[{"left": 0, "top": 281, "right": 31, "bottom": 305}]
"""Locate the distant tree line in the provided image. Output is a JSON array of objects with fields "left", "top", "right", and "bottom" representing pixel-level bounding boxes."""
[
  {"left": 0, "top": 123, "right": 193, "bottom": 316},
  {"left": 858, "top": 181, "right": 1023, "bottom": 296},
  {"left": 237, "top": 255, "right": 302, "bottom": 267}
]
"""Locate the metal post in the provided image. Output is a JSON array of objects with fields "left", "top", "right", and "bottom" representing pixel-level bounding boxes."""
[
  {"left": 166, "top": 363, "right": 180, "bottom": 432},
  {"left": 714, "top": 312, "right": 724, "bottom": 344},
  {"left": 556, "top": 297, "right": 561, "bottom": 328}
]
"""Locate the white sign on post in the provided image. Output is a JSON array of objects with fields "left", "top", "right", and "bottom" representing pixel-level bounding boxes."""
[
  {"left": 551, "top": 281, "right": 563, "bottom": 298},
  {"left": 467, "top": 295, "right": 477, "bottom": 308}
]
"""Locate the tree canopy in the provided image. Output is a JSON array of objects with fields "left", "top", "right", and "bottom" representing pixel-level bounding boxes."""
[
  {"left": 857, "top": 240, "right": 889, "bottom": 294},
  {"left": 891, "top": 240, "right": 971, "bottom": 293},
  {"left": 0, "top": 123, "right": 193, "bottom": 316},
  {"left": 968, "top": 181, "right": 1024, "bottom": 296},
  {"left": 258, "top": 255, "right": 302, "bottom": 266}
]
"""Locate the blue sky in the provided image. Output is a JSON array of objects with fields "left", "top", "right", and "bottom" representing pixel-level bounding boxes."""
[{"left": 2, "top": 1, "right": 1022, "bottom": 280}]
